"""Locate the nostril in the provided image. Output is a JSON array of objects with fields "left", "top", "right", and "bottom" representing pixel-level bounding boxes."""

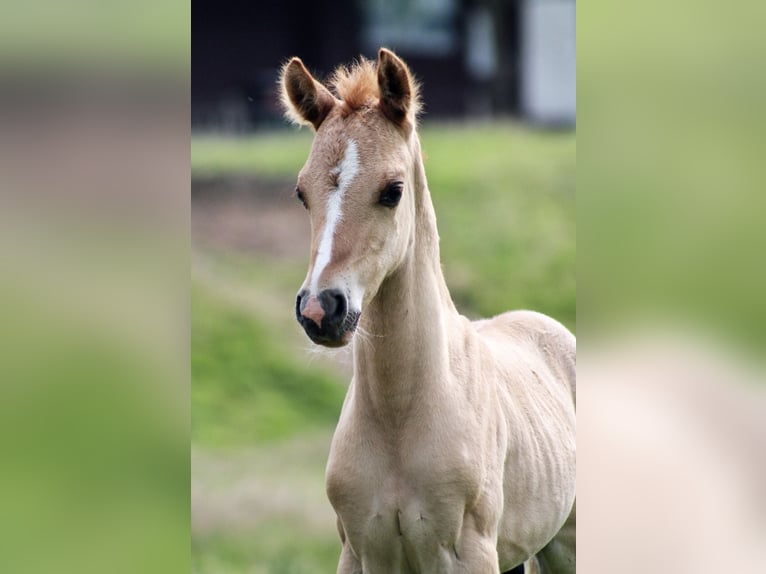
[
  {"left": 332, "top": 292, "right": 347, "bottom": 319},
  {"left": 295, "top": 290, "right": 308, "bottom": 320},
  {"left": 322, "top": 294, "right": 337, "bottom": 317},
  {"left": 318, "top": 289, "right": 348, "bottom": 323}
]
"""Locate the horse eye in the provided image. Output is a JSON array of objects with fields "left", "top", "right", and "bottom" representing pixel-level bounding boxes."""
[
  {"left": 379, "top": 182, "right": 403, "bottom": 208},
  {"left": 295, "top": 186, "right": 308, "bottom": 209}
]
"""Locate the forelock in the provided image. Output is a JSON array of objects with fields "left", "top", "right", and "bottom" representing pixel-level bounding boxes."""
[
  {"left": 330, "top": 57, "right": 420, "bottom": 118},
  {"left": 330, "top": 58, "right": 379, "bottom": 113}
]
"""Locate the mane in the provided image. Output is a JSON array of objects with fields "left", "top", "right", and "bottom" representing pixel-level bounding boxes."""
[{"left": 330, "top": 57, "right": 421, "bottom": 118}]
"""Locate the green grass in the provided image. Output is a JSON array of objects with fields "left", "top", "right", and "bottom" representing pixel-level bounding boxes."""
[
  {"left": 192, "top": 284, "right": 345, "bottom": 448},
  {"left": 192, "top": 132, "right": 314, "bottom": 179},
  {"left": 420, "top": 124, "right": 575, "bottom": 327},
  {"left": 192, "top": 525, "right": 339, "bottom": 574}
]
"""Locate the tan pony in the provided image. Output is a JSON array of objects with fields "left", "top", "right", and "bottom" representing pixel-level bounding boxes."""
[{"left": 280, "top": 48, "right": 576, "bottom": 574}]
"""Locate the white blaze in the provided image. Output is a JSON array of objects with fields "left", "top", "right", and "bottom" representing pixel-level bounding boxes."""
[{"left": 310, "top": 139, "right": 359, "bottom": 292}]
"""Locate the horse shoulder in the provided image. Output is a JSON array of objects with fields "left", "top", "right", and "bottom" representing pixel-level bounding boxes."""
[
  {"left": 474, "top": 310, "right": 575, "bottom": 407},
  {"left": 472, "top": 311, "right": 576, "bottom": 568}
]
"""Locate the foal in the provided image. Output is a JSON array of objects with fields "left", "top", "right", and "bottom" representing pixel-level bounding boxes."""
[{"left": 281, "top": 49, "right": 576, "bottom": 574}]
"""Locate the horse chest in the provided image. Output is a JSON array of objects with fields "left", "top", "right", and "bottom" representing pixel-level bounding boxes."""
[
  {"left": 326, "top": 419, "right": 490, "bottom": 572},
  {"left": 327, "top": 468, "right": 467, "bottom": 573}
]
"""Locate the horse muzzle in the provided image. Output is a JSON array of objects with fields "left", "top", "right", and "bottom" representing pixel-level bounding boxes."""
[{"left": 296, "top": 289, "right": 360, "bottom": 347}]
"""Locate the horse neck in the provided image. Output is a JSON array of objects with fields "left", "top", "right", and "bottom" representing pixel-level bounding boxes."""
[{"left": 353, "top": 133, "right": 459, "bottom": 418}]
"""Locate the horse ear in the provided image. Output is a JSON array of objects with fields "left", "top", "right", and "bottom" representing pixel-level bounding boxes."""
[
  {"left": 280, "top": 58, "right": 336, "bottom": 130},
  {"left": 377, "top": 48, "right": 418, "bottom": 126}
]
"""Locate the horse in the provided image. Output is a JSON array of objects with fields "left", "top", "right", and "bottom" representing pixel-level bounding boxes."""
[{"left": 280, "top": 48, "right": 576, "bottom": 574}]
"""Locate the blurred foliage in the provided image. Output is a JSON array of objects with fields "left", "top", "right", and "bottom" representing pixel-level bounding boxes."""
[
  {"left": 192, "top": 284, "right": 344, "bottom": 447},
  {"left": 420, "top": 124, "right": 575, "bottom": 328},
  {"left": 192, "top": 132, "right": 314, "bottom": 179}
]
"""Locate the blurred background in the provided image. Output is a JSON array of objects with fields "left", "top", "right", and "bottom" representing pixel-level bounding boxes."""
[
  {"left": 193, "top": 0, "right": 575, "bottom": 128},
  {"left": 191, "top": 1, "right": 575, "bottom": 572}
]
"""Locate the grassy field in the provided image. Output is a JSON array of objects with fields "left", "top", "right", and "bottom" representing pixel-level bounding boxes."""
[{"left": 192, "top": 121, "right": 575, "bottom": 573}]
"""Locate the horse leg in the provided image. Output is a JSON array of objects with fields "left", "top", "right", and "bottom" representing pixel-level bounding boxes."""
[
  {"left": 336, "top": 543, "right": 362, "bottom": 574},
  {"left": 535, "top": 500, "right": 576, "bottom": 574}
]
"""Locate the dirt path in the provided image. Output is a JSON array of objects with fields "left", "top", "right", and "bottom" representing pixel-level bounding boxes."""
[{"left": 192, "top": 175, "right": 310, "bottom": 259}]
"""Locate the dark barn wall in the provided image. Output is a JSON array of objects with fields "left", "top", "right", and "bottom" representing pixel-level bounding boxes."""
[
  {"left": 192, "top": 0, "right": 522, "bottom": 130},
  {"left": 192, "top": 0, "right": 362, "bottom": 129}
]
